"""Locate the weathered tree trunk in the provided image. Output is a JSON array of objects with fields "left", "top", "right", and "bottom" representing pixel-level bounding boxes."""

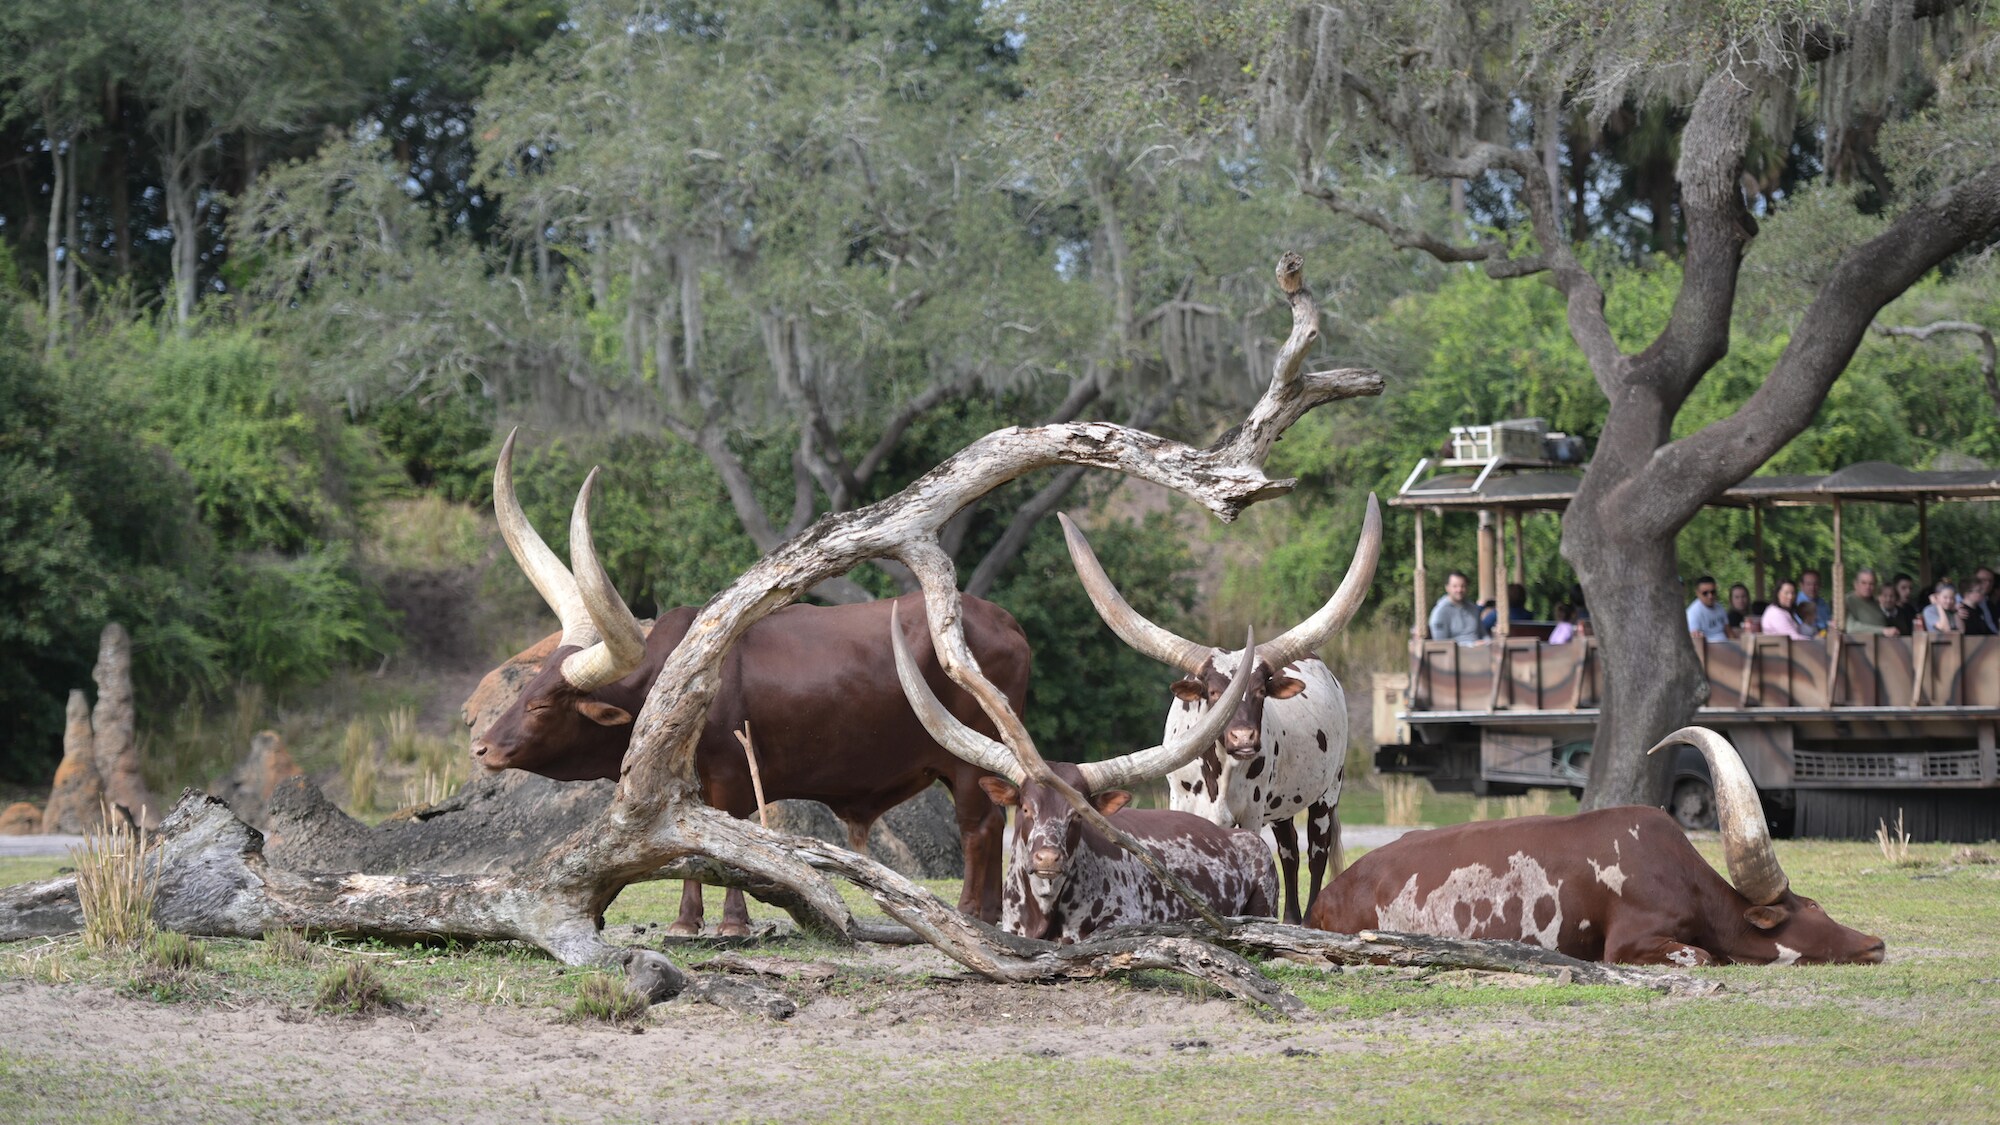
[
  {"left": 90, "top": 624, "right": 158, "bottom": 828},
  {"left": 1564, "top": 512, "right": 1702, "bottom": 808},
  {"left": 44, "top": 128, "right": 66, "bottom": 357}
]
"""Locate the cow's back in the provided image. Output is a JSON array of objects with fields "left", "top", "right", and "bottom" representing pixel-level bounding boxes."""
[{"left": 697, "top": 592, "right": 1031, "bottom": 813}]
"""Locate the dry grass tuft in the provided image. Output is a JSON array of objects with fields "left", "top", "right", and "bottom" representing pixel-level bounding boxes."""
[
  {"left": 70, "top": 810, "right": 154, "bottom": 950},
  {"left": 340, "top": 720, "right": 379, "bottom": 815},
  {"left": 1382, "top": 774, "right": 1427, "bottom": 827},
  {"left": 384, "top": 706, "right": 421, "bottom": 764},
  {"left": 1954, "top": 847, "right": 1996, "bottom": 866},
  {"left": 144, "top": 931, "right": 206, "bottom": 971},
  {"left": 1502, "top": 790, "right": 1554, "bottom": 819},
  {"left": 365, "top": 495, "right": 489, "bottom": 572},
  {"left": 313, "top": 961, "right": 402, "bottom": 1015},
  {"left": 262, "top": 926, "right": 314, "bottom": 964},
  {"left": 1876, "top": 809, "right": 1918, "bottom": 867},
  {"left": 561, "top": 973, "right": 650, "bottom": 1025}
]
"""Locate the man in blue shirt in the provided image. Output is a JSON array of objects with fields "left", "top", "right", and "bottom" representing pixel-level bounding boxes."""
[
  {"left": 1429, "top": 570, "right": 1484, "bottom": 644},
  {"left": 1685, "top": 576, "right": 1729, "bottom": 642}
]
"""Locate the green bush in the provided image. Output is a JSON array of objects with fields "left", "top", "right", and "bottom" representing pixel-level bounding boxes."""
[
  {"left": 222, "top": 548, "right": 395, "bottom": 690},
  {"left": 360, "top": 389, "right": 496, "bottom": 502}
]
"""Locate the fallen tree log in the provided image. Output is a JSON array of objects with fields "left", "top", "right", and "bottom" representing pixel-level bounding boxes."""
[{"left": 1104, "top": 920, "right": 1721, "bottom": 996}]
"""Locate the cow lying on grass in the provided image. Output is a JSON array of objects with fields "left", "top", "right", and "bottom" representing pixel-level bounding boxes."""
[
  {"left": 1307, "top": 727, "right": 1885, "bottom": 967},
  {"left": 892, "top": 606, "right": 1277, "bottom": 943}
]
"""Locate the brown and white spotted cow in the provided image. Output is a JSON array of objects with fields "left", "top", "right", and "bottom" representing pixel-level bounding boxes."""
[
  {"left": 891, "top": 606, "right": 1277, "bottom": 943},
  {"left": 1059, "top": 495, "right": 1381, "bottom": 924},
  {"left": 1307, "top": 728, "right": 1886, "bottom": 967}
]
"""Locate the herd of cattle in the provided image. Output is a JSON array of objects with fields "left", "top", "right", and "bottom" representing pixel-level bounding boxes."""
[{"left": 466, "top": 438, "right": 1886, "bottom": 969}]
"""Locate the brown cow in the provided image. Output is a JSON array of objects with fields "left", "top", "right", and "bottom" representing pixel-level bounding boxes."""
[
  {"left": 892, "top": 605, "right": 1277, "bottom": 943},
  {"left": 471, "top": 432, "right": 1030, "bottom": 934},
  {"left": 1307, "top": 728, "right": 1885, "bottom": 967}
]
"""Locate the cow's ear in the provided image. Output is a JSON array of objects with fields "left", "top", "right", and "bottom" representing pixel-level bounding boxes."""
[
  {"left": 1091, "top": 789, "right": 1132, "bottom": 816},
  {"left": 1170, "top": 680, "right": 1206, "bottom": 703},
  {"left": 977, "top": 776, "right": 1020, "bottom": 806},
  {"left": 574, "top": 700, "right": 634, "bottom": 727},
  {"left": 1743, "top": 903, "right": 1791, "bottom": 930},
  {"left": 1267, "top": 675, "right": 1307, "bottom": 700}
]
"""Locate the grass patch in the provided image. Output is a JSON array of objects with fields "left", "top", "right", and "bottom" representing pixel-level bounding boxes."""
[
  {"left": 312, "top": 960, "right": 403, "bottom": 1015},
  {"left": 144, "top": 931, "right": 206, "bottom": 971},
  {"left": 560, "top": 972, "right": 649, "bottom": 1025},
  {"left": 70, "top": 813, "right": 154, "bottom": 951},
  {"left": 262, "top": 926, "right": 314, "bottom": 965}
]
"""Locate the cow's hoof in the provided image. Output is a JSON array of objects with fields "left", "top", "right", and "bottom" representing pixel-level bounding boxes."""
[
  {"left": 716, "top": 922, "right": 751, "bottom": 938},
  {"left": 665, "top": 922, "right": 702, "bottom": 937}
]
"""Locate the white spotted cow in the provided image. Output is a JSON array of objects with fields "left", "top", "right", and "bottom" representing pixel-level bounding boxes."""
[
  {"left": 890, "top": 607, "right": 1277, "bottom": 943},
  {"left": 1058, "top": 496, "right": 1381, "bottom": 924},
  {"left": 1307, "top": 728, "right": 1887, "bottom": 967}
]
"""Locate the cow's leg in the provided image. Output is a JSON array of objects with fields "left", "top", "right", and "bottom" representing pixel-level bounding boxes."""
[
  {"left": 1271, "top": 815, "right": 1303, "bottom": 924},
  {"left": 840, "top": 817, "right": 873, "bottom": 855},
  {"left": 716, "top": 887, "right": 752, "bottom": 938},
  {"left": 1305, "top": 798, "right": 1340, "bottom": 915},
  {"left": 948, "top": 771, "right": 1006, "bottom": 923},
  {"left": 668, "top": 879, "right": 706, "bottom": 936},
  {"left": 1604, "top": 933, "right": 1718, "bottom": 968}
]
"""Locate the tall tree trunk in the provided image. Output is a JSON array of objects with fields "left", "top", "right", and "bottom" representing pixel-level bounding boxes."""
[
  {"left": 45, "top": 131, "right": 65, "bottom": 357},
  {"left": 1564, "top": 501, "right": 1702, "bottom": 808},
  {"left": 166, "top": 115, "right": 200, "bottom": 331},
  {"left": 64, "top": 143, "right": 80, "bottom": 334}
]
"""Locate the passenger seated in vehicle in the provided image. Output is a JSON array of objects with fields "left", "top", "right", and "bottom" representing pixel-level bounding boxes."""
[
  {"left": 1685, "top": 576, "right": 1728, "bottom": 642},
  {"left": 1725, "top": 583, "right": 1753, "bottom": 638},
  {"left": 1795, "top": 596, "right": 1822, "bottom": 637},
  {"left": 1548, "top": 603, "right": 1577, "bottom": 645},
  {"left": 1891, "top": 573, "right": 1918, "bottom": 634},
  {"left": 1761, "top": 580, "right": 1809, "bottom": 638},
  {"left": 1960, "top": 584, "right": 1995, "bottom": 635},
  {"left": 1923, "top": 583, "right": 1962, "bottom": 633},
  {"left": 1479, "top": 583, "right": 1532, "bottom": 634},
  {"left": 1428, "top": 570, "right": 1484, "bottom": 645},
  {"left": 1845, "top": 569, "right": 1897, "bottom": 636}
]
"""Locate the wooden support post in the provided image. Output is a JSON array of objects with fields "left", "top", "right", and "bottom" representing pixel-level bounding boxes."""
[
  {"left": 1919, "top": 499, "right": 1932, "bottom": 588},
  {"left": 1476, "top": 509, "right": 1496, "bottom": 607},
  {"left": 1510, "top": 509, "right": 1526, "bottom": 587},
  {"left": 1831, "top": 499, "right": 1845, "bottom": 635},
  {"left": 1494, "top": 509, "right": 1511, "bottom": 640},
  {"left": 1753, "top": 505, "right": 1767, "bottom": 601},
  {"left": 1412, "top": 509, "right": 1430, "bottom": 641}
]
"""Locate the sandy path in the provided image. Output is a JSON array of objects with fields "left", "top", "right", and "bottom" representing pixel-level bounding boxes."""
[{"left": 0, "top": 974, "right": 1406, "bottom": 1124}]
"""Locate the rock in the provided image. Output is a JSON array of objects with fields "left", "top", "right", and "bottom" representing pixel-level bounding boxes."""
[
  {"left": 763, "top": 785, "right": 963, "bottom": 880},
  {"left": 210, "top": 731, "right": 305, "bottom": 830},
  {"left": 42, "top": 690, "right": 105, "bottom": 835},
  {"left": 0, "top": 802, "right": 41, "bottom": 835},
  {"left": 91, "top": 624, "right": 159, "bottom": 827}
]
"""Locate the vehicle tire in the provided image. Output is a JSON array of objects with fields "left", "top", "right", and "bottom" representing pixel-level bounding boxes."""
[{"left": 1671, "top": 778, "right": 1719, "bottom": 831}]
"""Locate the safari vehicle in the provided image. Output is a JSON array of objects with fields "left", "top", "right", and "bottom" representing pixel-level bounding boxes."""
[{"left": 1375, "top": 422, "right": 2000, "bottom": 843}]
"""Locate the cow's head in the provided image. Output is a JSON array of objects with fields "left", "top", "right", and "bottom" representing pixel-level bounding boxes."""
[
  {"left": 468, "top": 431, "right": 652, "bottom": 781},
  {"left": 979, "top": 761, "right": 1131, "bottom": 917},
  {"left": 1650, "top": 729, "right": 1887, "bottom": 966},
  {"left": 1171, "top": 652, "right": 1306, "bottom": 761},
  {"left": 888, "top": 604, "right": 1253, "bottom": 917},
  {"left": 1059, "top": 496, "right": 1380, "bottom": 761}
]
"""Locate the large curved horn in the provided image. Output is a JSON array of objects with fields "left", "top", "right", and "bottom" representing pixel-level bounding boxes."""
[
  {"left": 559, "top": 468, "right": 649, "bottom": 692},
  {"left": 1059, "top": 512, "right": 1209, "bottom": 674},
  {"left": 1077, "top": 628, "right": 1258, "bottom": 793},
  {"left": 1648, "top": 727, "right": 1788, "bottom": 905},
  {"left": 1255, "top": 493, "right": 1382, "bottom": 673},
  {"left": 494, "top": 429, "right": 596, "bottom": 649},
  {"left": 890, "top": 603, "right": 1026, "bottom": 785}
]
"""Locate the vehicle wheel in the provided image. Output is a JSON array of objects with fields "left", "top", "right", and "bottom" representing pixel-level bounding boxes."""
[{"left": 1671, "top": 778, "right": 1718, "bottom": 831}]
